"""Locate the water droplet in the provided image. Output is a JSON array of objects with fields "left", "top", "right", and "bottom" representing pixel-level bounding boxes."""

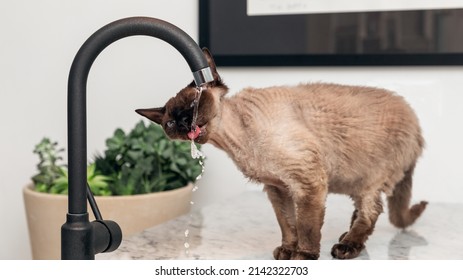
[
  {"left": 182, "top": 132, "right": 206, "bottom": 256},
  {"left": 190, "top": 140, "right": 205, "bottom": 159}
]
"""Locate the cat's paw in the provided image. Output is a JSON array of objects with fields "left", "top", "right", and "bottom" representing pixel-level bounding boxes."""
[
  {"left": 273, "top": 246, "right": 294, "bottom": 260},
  {"left": 290, "top": 250, "right": 319, "bottom": 260},
  {"left": 331, "top": 242, "right": 364, "bottom": 259}
]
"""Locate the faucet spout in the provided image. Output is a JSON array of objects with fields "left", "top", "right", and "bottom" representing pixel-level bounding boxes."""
[{"left": 63, "top": 16, "right": 213, "bottom": 260}]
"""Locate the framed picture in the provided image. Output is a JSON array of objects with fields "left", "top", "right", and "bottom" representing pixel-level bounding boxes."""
[{"left": 199, "top": 0, "right": 463, "bottom": 66}]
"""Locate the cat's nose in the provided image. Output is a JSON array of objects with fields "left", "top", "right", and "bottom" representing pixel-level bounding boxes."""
[{"left": 178, "top": 116, "right": 190, "bottom": 129}]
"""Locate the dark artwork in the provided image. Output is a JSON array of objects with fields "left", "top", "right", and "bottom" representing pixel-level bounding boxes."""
[{"left": 199, "top": 0, "right": 463, "bottom": 66}]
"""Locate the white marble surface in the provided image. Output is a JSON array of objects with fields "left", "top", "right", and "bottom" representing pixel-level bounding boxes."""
[{"left": 99, "top": 190, "right": 463, "bottom": 260}]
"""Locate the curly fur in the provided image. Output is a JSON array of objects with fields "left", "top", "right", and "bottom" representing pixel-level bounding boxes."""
[{"left": 136, "top": 49, "right": 427, "bottom": 259}]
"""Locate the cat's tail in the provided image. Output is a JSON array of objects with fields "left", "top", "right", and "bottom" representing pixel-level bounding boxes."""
[{"left": 387, "top": 166, "right": 428, "bottom": 228}]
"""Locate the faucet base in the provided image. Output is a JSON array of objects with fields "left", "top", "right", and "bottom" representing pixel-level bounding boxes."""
[
  {"left": 61, "top": 213, "right": 122, "bottom": 260},
  {"left": 61, "top": 213, "right": 93, "bottom": 260}
]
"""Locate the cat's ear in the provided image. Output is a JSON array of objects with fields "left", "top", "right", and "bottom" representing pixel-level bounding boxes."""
[
  {"left": 202, "top": 48, "right": 221, "bottom": 83},
  {"left": 135, "top": 107, "right": 165, "bottom": 125},
  {"left": 202, "top": 48, "right": 228, "bottom": 97}
]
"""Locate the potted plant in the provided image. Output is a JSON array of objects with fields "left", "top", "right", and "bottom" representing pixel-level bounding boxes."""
[{"left": 23, "top": 121, "right": 203, "bottom": 259}]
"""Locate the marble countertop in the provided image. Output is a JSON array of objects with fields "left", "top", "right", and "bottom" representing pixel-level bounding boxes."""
[{"left": 99, "top": 190, "right": 463, "bottom": 260}]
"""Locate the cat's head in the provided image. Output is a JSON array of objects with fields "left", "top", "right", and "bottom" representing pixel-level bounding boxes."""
[{"left": 136, "top": 48, "right": 228, "bottom": 144}]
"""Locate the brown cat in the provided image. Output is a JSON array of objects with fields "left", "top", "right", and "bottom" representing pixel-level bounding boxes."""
[{"left": 136, "top": 49, "right": 427, "bottom": 260}]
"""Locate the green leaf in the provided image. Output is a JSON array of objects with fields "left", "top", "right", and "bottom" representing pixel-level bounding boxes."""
[
  {"left": 35, "top": 183, "right": 48, "bottom": 193},
  {"left": 31, "top": 138, "right": 67, "bottom": 193},
  {"left": 106, "top": 129, "right": 125, "bottom": 151},
  {"left": 175, "top": 157, "right": 188, "bottom": 166},
  {"left": 127, "top": 150, "right": 143, "bottom": 162}
]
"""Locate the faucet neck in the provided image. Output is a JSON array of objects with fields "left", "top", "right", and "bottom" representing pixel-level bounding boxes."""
[{"left": 64, "top": 16, "right": 210, "bottom": 260}]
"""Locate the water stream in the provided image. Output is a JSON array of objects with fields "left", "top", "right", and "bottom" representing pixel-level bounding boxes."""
[
  {"left": 183, "top": 141, "right": 205, "bottom": 256},
  {"left": 183, "top": 86, "right": 206, "bottom": 256}
]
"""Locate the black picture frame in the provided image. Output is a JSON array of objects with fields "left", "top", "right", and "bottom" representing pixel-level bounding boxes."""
[{"left": 199, "top": 0, "right": 463, "bottom": 66}]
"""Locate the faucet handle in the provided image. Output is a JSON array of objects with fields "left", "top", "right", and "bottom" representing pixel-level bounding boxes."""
[{"left": 92, "top": 220, "right": 122, "bottom": 254}]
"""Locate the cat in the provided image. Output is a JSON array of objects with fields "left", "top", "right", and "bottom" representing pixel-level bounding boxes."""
[{"left": 136, "top": 48, "right": 427, "bottom": 260}]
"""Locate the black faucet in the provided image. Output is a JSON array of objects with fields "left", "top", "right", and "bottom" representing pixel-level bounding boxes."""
[{"left": 62, "top": 16, "right": 213, "bottom": 260}]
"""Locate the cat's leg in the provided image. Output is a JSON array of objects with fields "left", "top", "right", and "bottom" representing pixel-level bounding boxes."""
[
  {"left": 285, "top": 165, "right": 328, "bottom": 260},
  {"left": 265, "top": 185, "right": 297, "bottom": 260},
  {"left": 331, "top": 192, "right": 383, "bottom": 259},
  {"left": 338, "top": 209, "right": 358, "bottom": 242},
  {"left": 289, "top": 186, "right": 327, "bottom": 260},
  {"left": 268, "top": 143, "right": 328, "bottom": 260}
]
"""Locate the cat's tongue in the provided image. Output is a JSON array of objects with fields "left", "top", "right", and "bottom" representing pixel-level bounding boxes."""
[{"left": 187, "top": 125, "right": 201, "bottom": 140}]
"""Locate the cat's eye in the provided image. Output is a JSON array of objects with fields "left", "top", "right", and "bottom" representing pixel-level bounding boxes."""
[{"left": 166, "top": 120, "right": 176, "bottom": 128}]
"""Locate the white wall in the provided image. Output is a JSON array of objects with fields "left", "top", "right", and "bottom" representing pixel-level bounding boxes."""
[
  {"left": 1, "top": 0, "right": 462, "bottom": 259},
  {"left": 0, "top": 0, "right": 200, "bottom": 260}
]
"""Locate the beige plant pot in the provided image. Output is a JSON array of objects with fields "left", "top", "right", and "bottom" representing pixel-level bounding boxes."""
[{"left": 23, "top": 183, "right": 193, "bottom": 259}]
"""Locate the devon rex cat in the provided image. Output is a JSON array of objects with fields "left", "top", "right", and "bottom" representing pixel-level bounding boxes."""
[{"left": 136, "top": 49, "right": 427, "bottom": 260}]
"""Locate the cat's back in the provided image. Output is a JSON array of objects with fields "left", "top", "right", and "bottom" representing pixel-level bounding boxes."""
[
  {"left": 234, "top": 82, "right": 423, "bottom": 167},
  {"left": 297, "top": 82, "right": 407, "bottom": 111},
  {"left": 295, "top": 83, "right": 421, "bottom": 133},
  {"left": 234, "top": 82, "right": 417, "bottom": 121}
]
